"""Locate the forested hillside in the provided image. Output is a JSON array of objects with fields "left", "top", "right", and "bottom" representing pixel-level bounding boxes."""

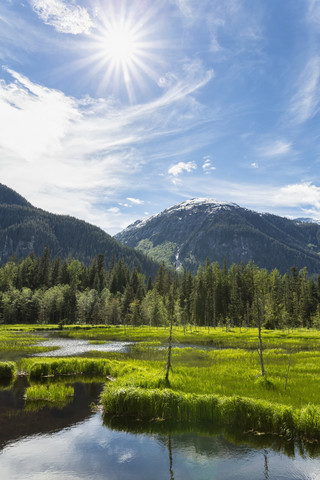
[
  {"left": 0, "top": 184, "right": 158, "bottom": 277},
  {"left": 1, "top": 251, "right": 320, "bottom": 329}
]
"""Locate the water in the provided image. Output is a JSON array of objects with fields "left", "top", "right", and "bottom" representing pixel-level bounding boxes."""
[
  {"left": 1, "top": 377, "right": 320, "bottom": 479},
  {"left": 35, "top": 335, "right": 132, "bottom": 357},
  {"left": 1, "top": 411, "right": 320, "bottom": 479}
]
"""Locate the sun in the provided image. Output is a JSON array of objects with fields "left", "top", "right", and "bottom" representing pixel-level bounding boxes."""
[
  {"left": 80, "top": 3, "right": 165, "bottom": 103},
  {"left": 103, "top": 24, "right": 138, "bottom": 65}
]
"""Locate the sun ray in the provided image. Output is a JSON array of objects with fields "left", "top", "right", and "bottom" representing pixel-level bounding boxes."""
[
  {"left": 85, "top": 1, "right": 167, "bottom": 102},
  {"left": 48, "top": 1, "right": 170, "bottom": 102}
]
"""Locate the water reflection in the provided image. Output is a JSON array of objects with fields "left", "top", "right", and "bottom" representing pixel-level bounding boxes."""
[
  {"left": 0, "top": 376, "right": 103, "bottom": 451},
  {"left": 1, "top": 412, "right": 320, "bottom": 480},
  {"left": 168, "top": 434, "right": 175, "bottom": 480}
]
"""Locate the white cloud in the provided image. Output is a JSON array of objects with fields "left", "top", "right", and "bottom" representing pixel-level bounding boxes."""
[
  {"left": 30, "top": 0, "right": 93, "bottom": 35},
  {"left": 289, "top": 56, "right": 320, "bottom": 124},
  {"left": 202, "top": 157, "right": 216, "bottom": 174},
  {"left": 251, "top": 162, "right": 258, "bottom": 168},
  {"left": 106, "top": 207, "right": 120, "bottom": 213},
  {"left": 168, "top": 161, "right": 197, "bottom": 176},
  {"left": 0, "top": 68, "right": 79, "bottom": 162},
  {"left": 0, "top": 65, "right": 212, "bottom": 234},
  {"left": 258, "top": 140, "right": 292, "bottom": 157},
  {"left": 275, "top": 182, "right": 320, "bottom": 210},
  {"left": 126, "top": 197, "right": 144, "bottom": 205}
]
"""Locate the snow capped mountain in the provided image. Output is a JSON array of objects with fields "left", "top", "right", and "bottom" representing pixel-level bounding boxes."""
[
  {"left": 122, "top": 198, "right": 241, "bottom": 233},
  {"left": 295, "top": 217, "right": 320, "bottom": 225},
  {"left": 115, "top": 198, "right": 320, "bottom": 274}
]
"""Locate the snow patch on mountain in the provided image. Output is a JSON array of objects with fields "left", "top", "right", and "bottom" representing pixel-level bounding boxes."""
[
  {"left": 121, "top": 198, "right": 240, "bottom": 233},
  {"left": 295, "top": 217, "right": 320, "bottom": 225}
]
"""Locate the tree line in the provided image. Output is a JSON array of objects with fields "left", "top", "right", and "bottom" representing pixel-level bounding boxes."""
[{"left": 1, "top": 248, "right": 320, "bottom": 328}]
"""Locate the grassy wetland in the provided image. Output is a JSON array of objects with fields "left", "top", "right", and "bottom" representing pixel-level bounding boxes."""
[{"left": 2, "top": 324, "right": 320, "bottom": 441}]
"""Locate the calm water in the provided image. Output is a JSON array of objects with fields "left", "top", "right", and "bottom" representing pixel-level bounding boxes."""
[
  {"left": 1, "top": 411, "right": 320, "bottom": 480},
  {"left": 35, "top": 335, "right": 132, "bottom": 357},
  {"left": 1, "top": 377, "right": 320, "bottom": 479}
]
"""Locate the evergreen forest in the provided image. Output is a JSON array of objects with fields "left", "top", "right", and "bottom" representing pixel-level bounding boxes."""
[{"left": 1, "top": 248, "right": 320, "bottom": 329}]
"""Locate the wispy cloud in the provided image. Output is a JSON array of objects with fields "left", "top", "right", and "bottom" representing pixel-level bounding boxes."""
[
  {"left": 174, "top": 0, "right": 264, "bottom": 55},
  {"left": 30, "top": 0, "right": 94, "bottom": 35},
  {"left": 202, "top": 156, "right": 216, "bottom": 174},
  {"left": 0, "top": 64, "right": 212, "bottom": 233},
  {"left": 127, "top": 197, "right": 144, "bottom": 205},
  {"left": 258, "top": 140, "right": 292, "bottom": 157},
  {"left": 168, "top": 161, "right": 197, "bottom": 176},
  {"left": 307, "top": 0, "right": 320, "bottom": 26},
  {"left": 289, "top": 56, "right": 320, "bottom": 124}
]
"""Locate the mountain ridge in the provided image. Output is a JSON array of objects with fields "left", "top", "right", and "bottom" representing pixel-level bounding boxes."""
[
  {"left": 0, "top": 184, "right": 158, "bottom": 276},
  {"left": 115, "top": 198, "right": 320, "bottom": 274}
]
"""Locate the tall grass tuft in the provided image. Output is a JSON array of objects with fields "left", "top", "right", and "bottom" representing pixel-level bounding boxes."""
[
  {"left": 25, "top": 384, "right": 74, "bottom": 410},
  {"left": 0, "top": 361, "right": 16, "bottom": 380},
  {"left": 102, "top": 386, "right": 320, "bottom": 440}
]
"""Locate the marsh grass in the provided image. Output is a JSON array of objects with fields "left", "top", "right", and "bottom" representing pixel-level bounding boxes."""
[
  {"left": 0, "top": 328, "right": 57, "bottom": 358},
  {"left": 0, "top": 361, "right": 16, "bottom": 380},
  {"left": 25, "top": 384, "right": 74, "bottom": 410},
  {"left": 3, "top": 324, "right": 320, "bottom": 439},
  {"left": 99, "top": 345, "right": 320, "bottom": 440},
  {"left": 102, "top": 386, "right": 320, "bottom": 439},
  {"left": 20, "top": 356, "right": 139, "bottom": 380}
]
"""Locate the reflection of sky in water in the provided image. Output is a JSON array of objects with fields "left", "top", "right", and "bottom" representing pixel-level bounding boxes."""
[
  {"left": 35, "top": 338, "right": 132, "bottom": 357},
  {"left": 1, "top": 413, "right": 320, "bottom": 480}
]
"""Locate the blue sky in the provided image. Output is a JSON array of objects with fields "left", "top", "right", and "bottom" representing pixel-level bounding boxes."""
[{"left": 1, "top": 0, "right": 320, "bottom": 234}]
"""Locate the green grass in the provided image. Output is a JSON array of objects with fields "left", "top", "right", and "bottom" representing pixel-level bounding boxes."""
[
  {"left": 0, "top": 328, "right": 58, "bottom": 359},
  {"left": 98, "top": 344, "right": 320, "bottom": 440},
  {"left": 25, "top": 384, "right": 74, "bottom": 410},
  {"left": 0, "top": 361, "right": 16, "bottom": 380}
]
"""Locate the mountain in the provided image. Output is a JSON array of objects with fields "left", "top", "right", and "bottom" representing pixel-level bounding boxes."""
[
  {"left": 115, "top": 198, "right": 320, "bottom": 274},
  {"left": 0, "top": 184, "right": 158, "bottom": 276},
  {"left": 295, "top": 217, "right": 320, "bottom": 225}
]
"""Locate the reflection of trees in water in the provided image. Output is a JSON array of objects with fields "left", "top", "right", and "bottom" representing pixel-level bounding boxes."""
[
  {"left": 168, "top": 434, "right": 174, "bottom": 480},
  {"left": 264, "top": 449, "right": 269, "bottom": 480},
  {"left": 102, "top": 415, "right": 320, "bottom": 462}
]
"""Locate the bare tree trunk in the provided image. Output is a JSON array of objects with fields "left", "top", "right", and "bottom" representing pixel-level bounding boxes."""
[
  {"left": 284, "top": 355, "right": 291, "bottom": 390},
  {"left": 258, "top": 317, "right": 265, "bottom": 376},
  {"left": 165, "top": 315, "right": 173, "bottom": 386},
  {"left": 255, "top": 287, "right": 265, "bottom": 377}
]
